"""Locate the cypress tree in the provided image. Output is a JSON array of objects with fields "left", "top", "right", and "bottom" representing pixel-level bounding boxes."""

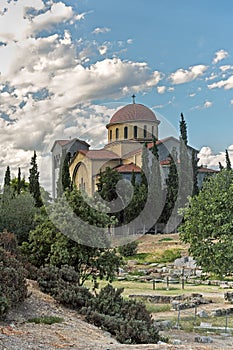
[
  {"left": 225, "top": 149, "right": 232, "bottom": 170},
  {"left": 62, "top": 151, "right": 72, "bottom": 193},
  {"left": 29, "top": 151, "right": 43, "bottom": 207},
  {"left": 160, "top": 147, "right": 178, "bottom": 226},
  {"left": 178, "top": 113, "right": 193, "bottom": 213},
  {"left": 219, "top": 162, "right": 224, "bottom": 171},
  {"left": 180, "top": 112, "right": 188, "bottom": 146},
  {"left": 4, "top": 166, "right": 11, "bottom": 188},
  {"left": 192, "top": 149, "right": 199, "bottom": 196},
  {"left": 17, "top": 167, "right": 21, "bottom": 195}
]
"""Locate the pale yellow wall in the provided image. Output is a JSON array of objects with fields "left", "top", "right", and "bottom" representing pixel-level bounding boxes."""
[
  {"left": 69, "top": 152, "right": 92, "bottom": 195},
  {"left": 107, "top": 121, "right": 159, "bottom": 143}
]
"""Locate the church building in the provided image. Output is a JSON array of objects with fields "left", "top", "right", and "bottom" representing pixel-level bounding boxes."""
[{"left": 51, "top": 98, "right": 216, "bottom": 199}]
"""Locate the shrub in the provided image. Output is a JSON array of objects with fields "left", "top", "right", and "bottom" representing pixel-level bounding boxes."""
[
  {"left": 0, "top": 248, "right": 27, "bottom": 319},
  {"left": 86, "top": 284, "right": 160, "bottom": 344},
  {"left": 118, "top": 241, "right": 138, "bottom": 257},
  {"left": 27, "top": 316, "right": 64, "bottom": 324},
  {"left": 37, "top": 265, "right": 92, "bottom": 309}
]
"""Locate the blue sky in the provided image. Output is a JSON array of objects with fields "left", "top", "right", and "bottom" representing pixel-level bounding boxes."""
[{"left": 0, "top": 0, "right": 232, "bottom": 189}]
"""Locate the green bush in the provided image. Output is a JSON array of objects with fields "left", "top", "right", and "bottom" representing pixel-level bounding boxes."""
[
  {"left": 0, "top": 248, "right": 27, "bottom": 319},
  {"left": 37, "top": 265, "right": 92, "bottom": 309},
  {"left": 28, "top": 316, "right": 64, "bottom": 325},
  {"left": 87, "top": 284, "right": 160, "bottom": 344},
  {"left": 118, "top": 241, "right": 138, "bottom": 257}
]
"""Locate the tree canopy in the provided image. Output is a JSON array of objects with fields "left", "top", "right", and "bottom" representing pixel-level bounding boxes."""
[{"left": 179, "top": 169, "right": 233, "bottom": 277}]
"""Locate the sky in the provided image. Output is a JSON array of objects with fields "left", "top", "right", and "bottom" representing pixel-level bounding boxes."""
[{"left": 0, "top": 0, "right": 232, "bottom": 191}]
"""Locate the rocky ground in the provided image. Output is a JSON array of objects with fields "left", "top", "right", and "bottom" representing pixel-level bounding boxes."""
[{"left": 1, "top": 280, "right": 233, "bottom": 350}]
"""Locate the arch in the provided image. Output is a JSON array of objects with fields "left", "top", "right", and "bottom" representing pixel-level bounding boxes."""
[
  {"left": 124, "top": 126, "right": 128, "bottom": 139},
  {"left": 72, "top": 161, "right": 88, "bottom": 191},
  {"left": 143, "top": 125, "right": 147, "bottom": 138},
  {"left": 110, "top": 129, "right": 112, "bottom": 141},
  {"left": 134, "top": 125, "right": 138, "bottom": 138},
  {"left": 116, "top": 128, "right": 119, "bottom": 140}
]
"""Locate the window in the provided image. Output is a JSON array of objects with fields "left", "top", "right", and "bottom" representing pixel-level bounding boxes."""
[
  {"left": 116, "top": 128, "right": 119, "bottom": 140},
  {"left": 152, "top": 125, "right": 154, "bottom": 136},
  {"left": 110, "top": 130, "right": 112, "bottom": 141},
  {"left": 134, "top": 125, "right": 138, "bottom": 138},
  {"left": 144, "top": 125, "right": 147, "bottom": 138},
  {"left": 124, "top": 126, "right": 128, "bottom": 139}
]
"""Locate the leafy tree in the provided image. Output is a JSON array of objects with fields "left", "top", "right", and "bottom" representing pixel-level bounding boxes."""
[
  {"left": 225, "top": 149, "right": 232, "bottom": 170},
  {"left": 11, "top": 171, "right": 29, "bottom": 195},
  {"left": 0, "top": 191, "right": 36, "bottom": 244},
  {"left": 97, "top": 167, "right": 122, "bottom": 202},
  {"left": 29, "top": 151, "right": 43, "bottom": 207},
  {"left": 23, "top": 188, "right": 121, "bottom": 286},
  {"left": 179, "top": 169, "right": 233, "bottom": 277}
]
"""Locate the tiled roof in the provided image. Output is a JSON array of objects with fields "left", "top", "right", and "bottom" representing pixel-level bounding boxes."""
[
  {"left": 79, "top": 149, "right": 120, "bottom": 160},
  {"left": 198, "top": 167, "right": 218, "bottom": 173},
  {"left": 108, "top": 103, "right": 158, "bottom": 125},
  {"left": 115, "top": 163, "right": 141, "bottom": 173},
  {"left": 51, "top": 138, "right": 90, "bottom": 151}
]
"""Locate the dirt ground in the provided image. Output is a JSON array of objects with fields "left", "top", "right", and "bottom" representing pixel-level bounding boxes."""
[{"left": 1, "top": 280, "right": 233, "bottom": 350}]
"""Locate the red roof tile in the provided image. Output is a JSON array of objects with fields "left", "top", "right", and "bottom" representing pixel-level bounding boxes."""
[
  {"left": 108, "top": 103, "right": 158, "bottom": 125},
  {"left": 79, "top": 149, "right": 120, "bottom": 160},
  {"left": 198, "top": 167, "right": 218, "bottom": 173},
  {"left": 115, "top": 163, "right": 141, "bottom": 173}
]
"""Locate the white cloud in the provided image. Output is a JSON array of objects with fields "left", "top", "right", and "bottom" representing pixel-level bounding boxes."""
[
  {"left": 92, "top": 27, "right": 111, "bottom": 35},
  {"left": 127, "top": 39, "right": 133, "bottom": 44},
  {"left": 198, "top": 146, "right": 233, "bottom": 169},
  {"left": 212, "top": 49, "right": 229, "bottom": 64},
  {"left": 230, "top": 100, "right": 233, "bottom": 106},
  {"left": 208, "top": 75, "right": 233, "bottom": 90},
  {"left": 169, "top": 64, "right": 208, "bottom": 84},
  {"left": 219, "top": 65, "right": 233, "bottom": 72},
  {"left": 203, "top": 101, "right": 212, "bottom": 108},
  {"left": 157, "top": 86, "right": 166, "bottom": 94}
]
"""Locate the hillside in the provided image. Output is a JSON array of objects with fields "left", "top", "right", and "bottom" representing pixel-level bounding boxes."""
[{"left": 1, "top": 234, "right": 233, "bottom": 349}]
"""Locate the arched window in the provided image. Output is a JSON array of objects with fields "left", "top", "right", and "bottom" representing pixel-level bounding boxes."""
[
  {"left": 134, "top": 125, "right": 138, "bottom": 138},
  {"left": 144, "top": 125, "right": 147, "bottom": 138},
  {"left": 152, "top": 125, "right": 154, "bottom": 137},
  {"left": 124, "top": 126, "right": 128, "bottom": 139},
  {"left": 116, "top": 128, "right": 119, "bottom": 140},
  {"left": 110, "top": 130, "right": 112, "bottom": 141}
]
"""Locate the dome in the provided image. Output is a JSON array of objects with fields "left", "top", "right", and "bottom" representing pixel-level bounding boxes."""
[{"left": 108, "top": 103, "right": 158, "bottom": 125}]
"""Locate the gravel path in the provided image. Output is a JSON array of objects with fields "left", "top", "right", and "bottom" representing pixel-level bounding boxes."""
[{"left": 1, "top": 280, "right": 233, "bottom": 350}]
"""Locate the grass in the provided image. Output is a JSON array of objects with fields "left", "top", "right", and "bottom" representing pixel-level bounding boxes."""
[{"left": 27, "top": 316, "right": 64, "bottom": 325}]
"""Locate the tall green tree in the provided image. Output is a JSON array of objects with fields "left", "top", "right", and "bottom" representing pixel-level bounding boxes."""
[
  {"left": 160, "top": 147, "right": 178, "bottom": 227},
  {"left": 4, "top": 166, "right": 11, "bottom": 189},
  {"left": 225, "top": 149, "right": 232, "bottom": 170},
  {"left": 179, "top": 169, "right": 233, "bottom": 277},
  {"left": 29, "top": 151, "right": 43, "bottom": 207},
  {"left": 192, "top": 149, "right": 199, "bottom": 196},
  {"left": 148, "top": 137, "right": 163, "bottom": 232},
  {"left": 57, "top": 150, "right": 72, "bottom": 197},
  {"left": 178, "top": 113, "right": 193, "bottom": 211},
  {"left": 180, "top": 112, "right": 188, "bottom": 146}
]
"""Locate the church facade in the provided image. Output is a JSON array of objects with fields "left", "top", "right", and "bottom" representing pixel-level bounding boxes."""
[{"left": 51, "top": 100, "right": 216, "bottom": 199}]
